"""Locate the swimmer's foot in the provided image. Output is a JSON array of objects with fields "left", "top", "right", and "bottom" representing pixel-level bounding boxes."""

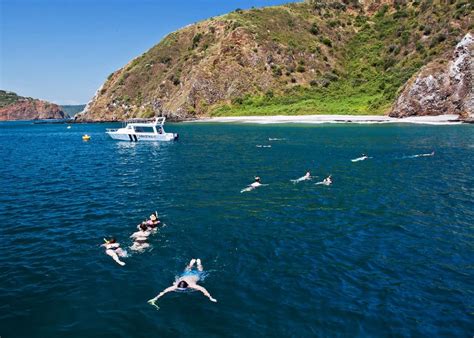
[
  {"left": 196, "top": 258, "right": 201, "bottom": 265},
  {"left": 118, "top": 261, "right": 126, "bottom": 266},
  {"left": 190, "top": 258, "right": 196, "bottom": 266},
  {"left": 147, "top": 299, "right": 160, "bottom": 310}
]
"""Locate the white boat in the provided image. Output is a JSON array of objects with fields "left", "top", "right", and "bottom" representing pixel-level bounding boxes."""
[{"left": 106, "top": 117, "right": 178, "bottom": 142}]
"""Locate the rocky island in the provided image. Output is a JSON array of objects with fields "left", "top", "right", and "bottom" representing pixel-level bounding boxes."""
[
  {"left": 76, "top": 0, "right": 473, "bottom": 122},
  {"left": 0, "top": 90, "right": 68, "bottom": 121}
]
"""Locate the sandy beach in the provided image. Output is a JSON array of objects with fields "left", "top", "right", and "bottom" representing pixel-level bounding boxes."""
[{"left": 192, "top": 114, "right": 463, "bottom": 125}]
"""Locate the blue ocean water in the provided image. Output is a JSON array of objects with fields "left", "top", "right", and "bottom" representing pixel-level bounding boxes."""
[{"left": 0, "top": 121, "right": 473, "bottom": 337}]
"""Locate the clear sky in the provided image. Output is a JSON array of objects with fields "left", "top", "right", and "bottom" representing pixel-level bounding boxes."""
[{"left": 0, "top": 0, "right": 296, "bottom": 105}]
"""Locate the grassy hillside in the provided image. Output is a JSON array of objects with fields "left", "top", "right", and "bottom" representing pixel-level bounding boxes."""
[
  {"left": 80, "top": 0, "right": 472, "bottom": 120},
  {"left": 212, "top": 1, "right": 473, "bottom": 116}
]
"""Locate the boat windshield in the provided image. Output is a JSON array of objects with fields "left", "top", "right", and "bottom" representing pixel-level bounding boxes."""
[{"left": 134, "top": 126, "right": 155, "bottom": 133}]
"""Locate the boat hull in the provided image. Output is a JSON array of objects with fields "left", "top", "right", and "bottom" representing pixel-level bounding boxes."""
[{"left": 106, "top": 132, "right": 178, "bottom": 142}]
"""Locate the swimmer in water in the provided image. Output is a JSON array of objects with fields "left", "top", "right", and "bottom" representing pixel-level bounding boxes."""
[
  {"left": 241, "top": 176, "right": 264, "bottom": 193},
  {"left": 292, "top": 171, "right": 311, "bottom": 183},
  {"left": 131, "top": 223, "right": 151, "bottom": 239},
  {"left": 146, "top": 212, "right": 161, "bottom": 229},
  {"left": 316, "top": 175, "right": 332, "bottom": 186},
  {"left": 351, "top": 154, "right": 369, "bottom": 162},
  {"left": 250, "top": 176, "right": 262, "bottom": 188},
  {"left": 130, "top": 223, "right": 151, "bottom": 251},
  {"left": 148, "top": 258, "right": 217, "bottom": 307},
  {"left": 323, "top": 175, "right": 332, "bottom": 185},
  {"left": 102, "top": 238, "right": 127, "bottom": 266}
]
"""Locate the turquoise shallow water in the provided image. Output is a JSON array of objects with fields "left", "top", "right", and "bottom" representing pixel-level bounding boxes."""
[{"left": 0, "top": 121, "right": 473, "bottom": 337}]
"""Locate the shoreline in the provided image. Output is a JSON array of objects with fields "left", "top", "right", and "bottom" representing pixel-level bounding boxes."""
[
  {"left": 2, "top": 114, "right": 470, "bottom": 125},
  {"left": 189, "top": 114, "right": 465, "bottom": 125}
]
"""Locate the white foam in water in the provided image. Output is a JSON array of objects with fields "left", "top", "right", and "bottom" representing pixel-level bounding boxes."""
[
  {"left": 401, "top": 152, "right": 435, "bottom": 159},
  {"left": 268, "top": 138, "right": 286, "bottom": 141},
  {"left": 256, "top": 145, "right": 272, "bottom": 148}
]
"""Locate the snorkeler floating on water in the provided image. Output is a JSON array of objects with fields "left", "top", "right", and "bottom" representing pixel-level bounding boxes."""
[
  {"left": 241, "top": 176, "right": 266, "bottom": 193},
  {"left": 102, "top": 238, "right": 127, "bottom": 266},
  {"left": 316, "top": 175, "right": 332, "bottom": 186},
  {"left": 130, "top": 223, "right": 151, "bottom": 251},
  {"left": 145, "top": 212, "right": 161, "bottom": 230},
  {"left": 130, "top": 212, "right": 162, "bottom": 251},
  {"left": 292, "top": 171, "right": 312, "bottom": 183},
  {"left": 135, "top": 212, "right": 161, "bottom": 230},
  {"left": 148, "top": 259, "right": 217, "bottom": 308},
  {"left": 351, "top": 153, "right": 370, "bottom": 162}
]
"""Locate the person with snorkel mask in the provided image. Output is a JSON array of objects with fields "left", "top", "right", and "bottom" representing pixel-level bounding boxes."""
[
  {"left": 101, "top": 237, "right": 127, "bottom": 266},
  {"left": 148, "top": 259, "right": 217, "bottom": 307}
]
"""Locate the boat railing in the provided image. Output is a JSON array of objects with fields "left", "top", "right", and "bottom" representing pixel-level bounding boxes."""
[
  {"left": 106, "top": 128, "right": 118, "bottom": 132},
  {"left": 124, "top": 117, "right": 166, "bottom": 125}
]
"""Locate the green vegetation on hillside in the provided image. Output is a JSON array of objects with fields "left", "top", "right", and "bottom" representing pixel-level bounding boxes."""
[
  {"left": 212, "top": 1, "right": 472, "bottom": 116},
  {"left": 0, "top": 90, "right": 32, "bottom": 108}
]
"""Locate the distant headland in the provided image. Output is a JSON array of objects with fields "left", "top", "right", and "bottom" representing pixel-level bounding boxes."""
[{"left": 0, "top": 90, "right": 68, "bottom": 121}]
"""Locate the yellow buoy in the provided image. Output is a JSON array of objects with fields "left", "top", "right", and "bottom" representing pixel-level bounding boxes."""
[{"left": 82, "top": 134, "right": 91, "bottom": 141}]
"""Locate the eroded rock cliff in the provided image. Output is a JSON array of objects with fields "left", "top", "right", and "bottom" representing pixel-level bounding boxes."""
[
  {"left": 390, "top": 33, "right": 473, "bottom": 118},
  {"left": 0, "top": 90, "right": 67, "bottom": 121}
]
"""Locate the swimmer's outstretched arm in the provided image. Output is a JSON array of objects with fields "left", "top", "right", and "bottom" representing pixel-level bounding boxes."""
[
  {"left": 192, "top": 285, "right": 217, "bottom": 302},
  {"left": 148, "top": 285, "right": 177, "bottom": 304}
]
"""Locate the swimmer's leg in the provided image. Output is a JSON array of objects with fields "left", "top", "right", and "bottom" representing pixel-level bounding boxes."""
[
  {"left": 196, "top": 258, "right": 203, "bottom": 271},
  {"left": 116, "top": 248, "right": 128, "bottom": 257},
  {"left": 106, "top": 249, "right": 126, "bottom": 266},
  {"left": 185, "top": 259, "right": 196, "bottom": 271}
]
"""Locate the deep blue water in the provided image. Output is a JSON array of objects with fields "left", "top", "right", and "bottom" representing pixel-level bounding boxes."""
[{"left": 0, "top": 121, "right": 473, "bottom": 337}]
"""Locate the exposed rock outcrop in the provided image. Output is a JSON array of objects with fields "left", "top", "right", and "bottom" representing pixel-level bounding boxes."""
[
  {"left": 0, "top": 90, "right": 67, "bottom": 121},
  {"left": 389, "top": 33, "right": 473, "bottom": 119}
]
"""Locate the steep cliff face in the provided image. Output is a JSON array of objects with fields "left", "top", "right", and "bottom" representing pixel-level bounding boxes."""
[
  {"left": 0, "top": 90, "right": 67, "bottom": 121},
  {"left": 77, "top": 0, "right": 473, "bottom": 121},
  {"left": 390, "top": 33, "right": 473, "bottom": 118}
]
